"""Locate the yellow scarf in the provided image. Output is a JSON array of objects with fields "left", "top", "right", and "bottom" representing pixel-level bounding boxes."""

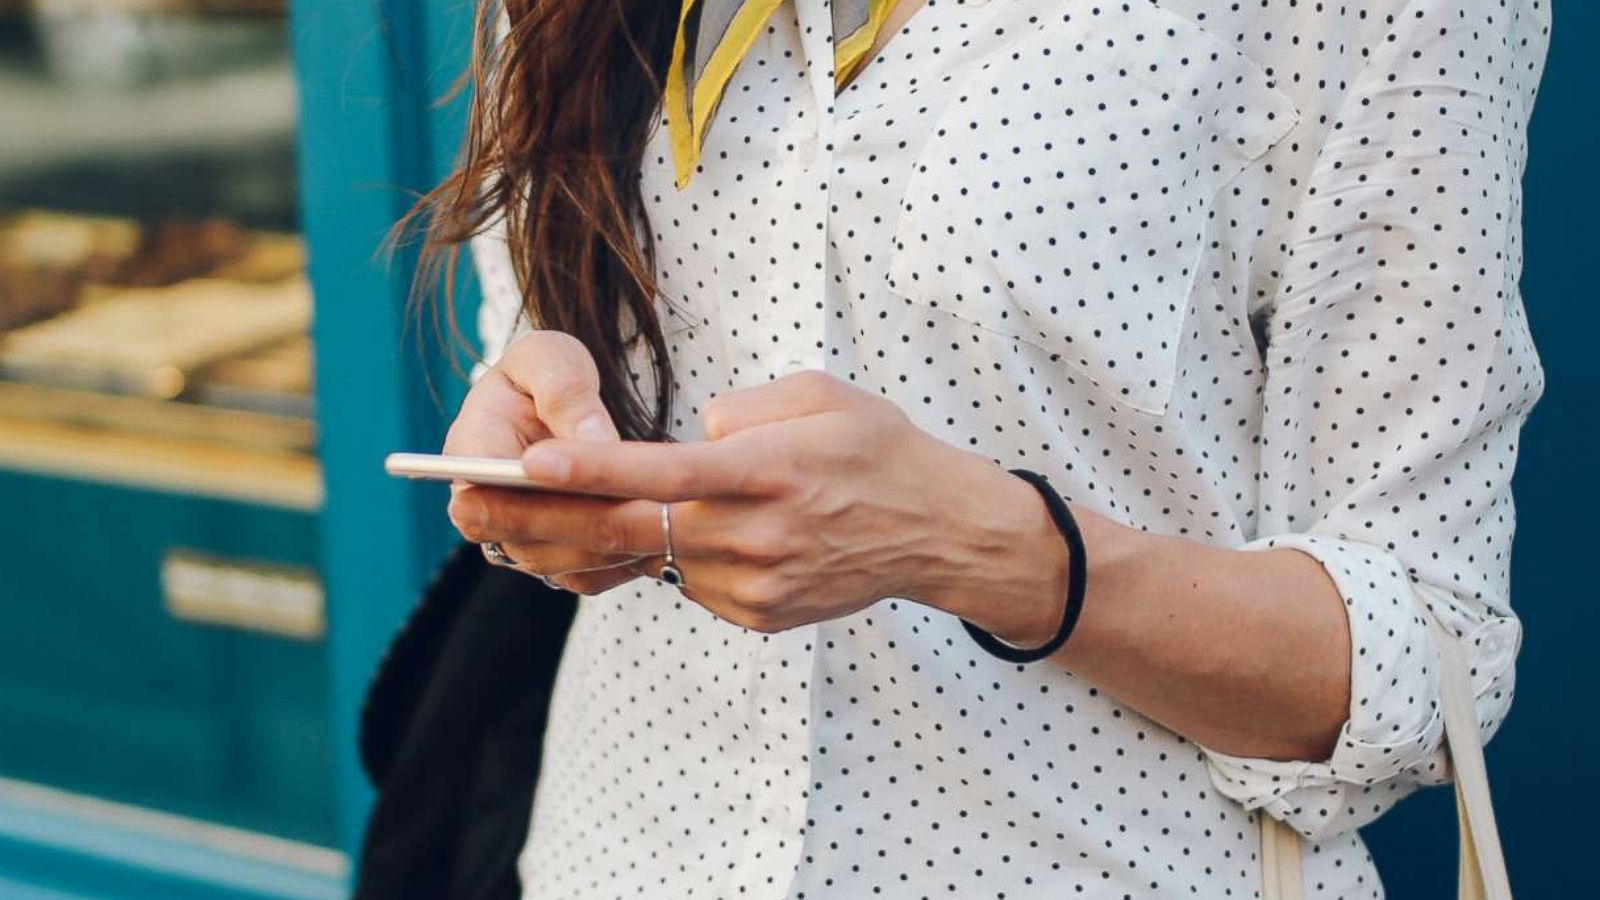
[{"left": 665, "top": 0, "right": 900, "bottom": 189}]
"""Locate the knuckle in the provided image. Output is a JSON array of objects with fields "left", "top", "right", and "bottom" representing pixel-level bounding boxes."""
[
  {"left": 701, "top": 394, "right": 736, "bottom": 440},
  {"left": 868, "top": 397, "right": 912, "bottom": 434},
  {"left": 728, "top": 526, "right": 791, "bottom": 565},
  {"left": 442, "top": 419, "right": 508, "bottom": 457},
  {"left": 835, "top": 411, "right": 908, "bottom": 470},
  {"left": 544, "top": 329, "right": 594, "bottom": 361},
  {"left": 507, "top": 328, "right": 579, "bottom": 362},
  {"left": 721, "top": 601, "right": 767, "bottom": 632},
  {"left": 589, "top": 516, "right": 631, "bottom": 555},
  {"left": 736, "top": 572, "right": 790, "bottom": 611},
  {"left": 762, "top": 451, "right": 807, "bottom": 495},
  {"left": 448, "top": 509, "right": 490, "bottom": 543},
  {"left": 738, "top": 607, "right": 787, "bottom": 634},
  {"left": 533, "top": 369, "right": 592, "bottom": 411},
  {"left": 497, "top": 331, "right": 551, "bottom": 374},
  {"left": 553, "top": 572, "right": 601, "bottom": 595},
  {"left": 740, "top": 615, "right": 775, "bottom": 634},
  {"left": 789, "top": 369, "right": 835, "bottom": 395},
  {"left": 798, "top": 370, "right": 853, "bottom": 408}
]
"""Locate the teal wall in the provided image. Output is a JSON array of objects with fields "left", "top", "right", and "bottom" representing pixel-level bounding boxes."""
[
  {"left": 1362, "top": 4, "right": 1598, "bottom": 897},
  {"left": 0, "top": 472, "right": 333, "bottom": 846}
]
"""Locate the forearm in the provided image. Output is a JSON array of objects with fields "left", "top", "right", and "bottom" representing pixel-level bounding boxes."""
[{"left": 908, "top": 454, "right": 1351, "bottom": 762}]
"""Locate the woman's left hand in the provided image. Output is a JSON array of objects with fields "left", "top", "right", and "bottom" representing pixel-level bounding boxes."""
[{"left": 447, "top": 370, "right": 1069, "bottom": 638}]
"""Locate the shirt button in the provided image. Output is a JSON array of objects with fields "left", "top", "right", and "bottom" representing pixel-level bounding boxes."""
[{"left": 1480, "top": 631, "right": 1505, "bottom": 655}]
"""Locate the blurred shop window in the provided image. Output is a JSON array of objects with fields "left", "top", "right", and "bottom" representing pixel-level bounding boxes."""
[{"left": 0, "top": 0, "right": 341, "bottom": 881}]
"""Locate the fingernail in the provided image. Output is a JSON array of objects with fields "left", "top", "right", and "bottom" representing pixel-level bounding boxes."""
[
  {"left": 448, "top": 494, "right": 486, "bottom": 530},
  {"left": 524, "top": 445, "right": 572, "bottom": 483},
  {"left": 575, "top": 413, "right": 611, "bottom": 442}
]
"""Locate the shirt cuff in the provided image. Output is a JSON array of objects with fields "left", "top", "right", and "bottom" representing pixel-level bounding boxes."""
[{"left": 1199, "top": 532, "right": 1448, "bottom": 838}]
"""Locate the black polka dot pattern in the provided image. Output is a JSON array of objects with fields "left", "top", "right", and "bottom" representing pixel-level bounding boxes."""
[{"left": 468, "top": 1, "right": 1551, "bottom": 897}]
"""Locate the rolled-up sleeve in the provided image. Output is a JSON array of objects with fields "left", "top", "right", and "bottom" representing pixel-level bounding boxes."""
[{"left": 1198, "top": 0, "right": 1551, "bottom": 840}]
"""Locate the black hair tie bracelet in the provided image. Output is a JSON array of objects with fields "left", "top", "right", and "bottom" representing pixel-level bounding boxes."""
[{"left": 960, "top": 467, "right": 1088, "bottom": 664}]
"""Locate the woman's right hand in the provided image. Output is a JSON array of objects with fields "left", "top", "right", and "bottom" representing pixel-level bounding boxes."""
[{"left": 443, "top": 330, "right": 646, "bottom": 592}]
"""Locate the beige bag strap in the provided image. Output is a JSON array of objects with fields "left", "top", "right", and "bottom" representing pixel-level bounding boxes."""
[
  {"left": 1260, "top": 614, "right": 1512, "bottom": 900},
  {"left": 1261, "top": 808, "right": 1306, "bottom": 900}
]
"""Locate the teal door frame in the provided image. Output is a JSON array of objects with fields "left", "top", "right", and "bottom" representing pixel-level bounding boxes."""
[{"left": 290, "top": 0, "right": 477, "bottom": 863}]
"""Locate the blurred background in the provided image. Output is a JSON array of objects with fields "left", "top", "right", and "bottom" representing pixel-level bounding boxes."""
[
  {"left": 0, "top": 1, "right": 470, "bottom": 897},
  {"left": 0, "top": 1, "right": 1592, "bottom": 899}
]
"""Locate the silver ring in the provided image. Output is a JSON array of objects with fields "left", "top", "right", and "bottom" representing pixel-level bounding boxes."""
[
  {"left": 657, "top": 502, "right": 685, "bottom": 588},
  {"left": 482, "top": 541, "right": 515, "bottom": 567}
]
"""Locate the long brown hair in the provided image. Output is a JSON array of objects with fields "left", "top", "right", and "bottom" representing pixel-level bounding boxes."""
[{"left": 399, "top": 1, "right": 682, "bottom": 441}]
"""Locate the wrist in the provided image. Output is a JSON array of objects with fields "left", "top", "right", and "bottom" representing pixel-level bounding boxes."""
[{"left": 906, "top": 453, "right": 1109, "bottom": 648}]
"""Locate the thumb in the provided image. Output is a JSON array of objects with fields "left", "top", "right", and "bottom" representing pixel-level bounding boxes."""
[{"left": 498, "top": 331, "right": 619, "bottom": 442}]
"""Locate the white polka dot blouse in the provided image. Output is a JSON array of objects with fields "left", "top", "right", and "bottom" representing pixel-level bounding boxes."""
[{"left": 469, "top": 1, "right": 1552, "bottom": 897}]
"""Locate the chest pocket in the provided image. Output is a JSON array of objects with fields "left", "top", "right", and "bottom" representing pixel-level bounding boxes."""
[{"left": 884, "top": 1, "right": 1299, "bottom": 416}]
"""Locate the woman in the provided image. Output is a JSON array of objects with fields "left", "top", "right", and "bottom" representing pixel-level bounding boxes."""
[{"left": 412, "top": 0, "right": 1551, "bottom": 896}]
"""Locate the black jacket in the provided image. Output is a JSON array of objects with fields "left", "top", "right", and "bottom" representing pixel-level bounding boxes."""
[{"left": 353, "top": 542, "right": 577, "bottom": 900}]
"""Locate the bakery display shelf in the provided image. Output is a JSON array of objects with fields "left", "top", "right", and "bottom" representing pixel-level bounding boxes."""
[
  {"left": 0, "top": 275, "right": 313, "bottom": 399},
  {"left": 10, "top": 1, "right": 286, "bottom": 15},
  {"left": 0, "top": 413, "right": 321, "bottom": 510},
  {"left": 196, "top": 336, "right": 313, "bottom": 417},
  {"left": 0, "top": 208, "right": 317, "bottom": 473},
  {"left": 0, "top": 380, "right": 312, "bottom": 452}
]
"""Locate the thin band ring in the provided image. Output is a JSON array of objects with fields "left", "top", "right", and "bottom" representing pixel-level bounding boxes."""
[{"left": 658, "top": 502, "right": 685, "bottom": 587}]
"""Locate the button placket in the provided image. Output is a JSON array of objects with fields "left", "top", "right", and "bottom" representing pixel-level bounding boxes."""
[
  {"left": 768, "top": 0, "right": 836, "bottom": 381},
  {"left": 717, "top": 8, "right": 838, "bottom": 900},
  {"left": 753, "top": 105, "right": 830, "bottom": 382},
  {"left": 714, "top": 108, "right": 828, "bottom": 387}
]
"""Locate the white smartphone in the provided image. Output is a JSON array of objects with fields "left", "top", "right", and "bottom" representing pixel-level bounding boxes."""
[{"left": 384, "top": 452, "right": 552, "bottom": 490}]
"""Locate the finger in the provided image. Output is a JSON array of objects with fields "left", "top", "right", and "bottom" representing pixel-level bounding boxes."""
[
  {"left": 701, "top": 370, "right": 859, "bottom": 439},
  {"left": 441, "top": 364, "right": 560, "bottom": 503},
  {"left": 449, "top": 486, "right": 667, "bottom": 555},
  {"left": 495, "top": 330, "right": 619, "bottom": 442},
  {"left": 496, "top": 539, "right": 645, "bottom": 579},
  {"left": 480, "top": 540, "right": 640, "bottom": 596},
  {"left": 520, "top": 435, "right": 775, "bottom": 501},
  {"left": 550, "top": 566, "right": 643, "bottom": 596},
  {"left": 443, "top": 366, "right": 551, "bottom": 459},
  {"left": 622, "top": 557, "right": 791, "bottom": 633}
]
